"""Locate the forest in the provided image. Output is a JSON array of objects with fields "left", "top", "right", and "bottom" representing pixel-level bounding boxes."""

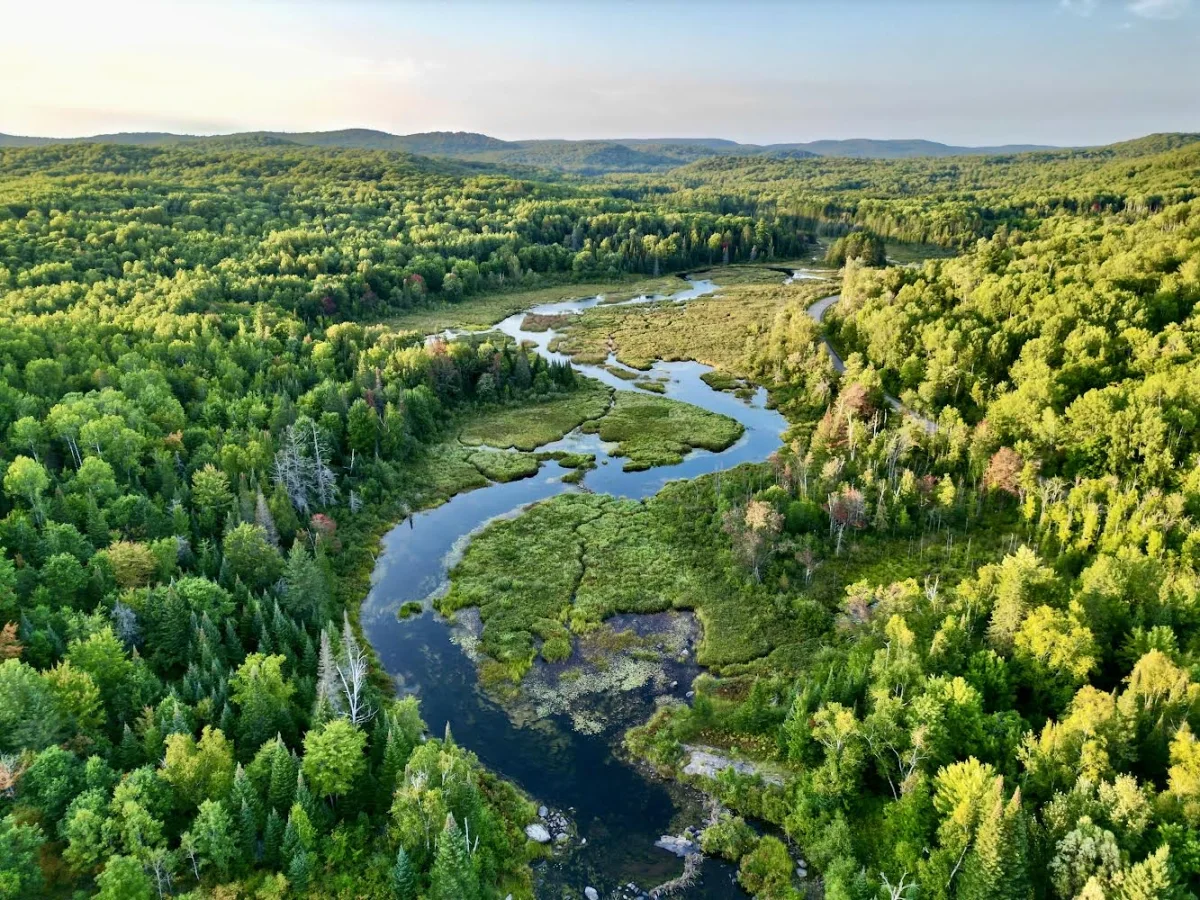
[{"left": 0, "top": 130, "right": 1198, "bottom": 900}]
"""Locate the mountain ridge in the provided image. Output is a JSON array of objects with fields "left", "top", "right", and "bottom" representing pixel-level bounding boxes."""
[{"left": 4, "top": 128, "right": 1195, "bottom": 173}]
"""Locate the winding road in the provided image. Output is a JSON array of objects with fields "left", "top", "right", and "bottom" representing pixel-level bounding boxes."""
[{"left": 804, "top": 289, "right": 937, "bottom": 434}]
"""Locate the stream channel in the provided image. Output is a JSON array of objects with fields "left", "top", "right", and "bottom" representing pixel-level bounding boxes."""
[{"left": 361, "top": 276, "right": 817, "bottom": 897}]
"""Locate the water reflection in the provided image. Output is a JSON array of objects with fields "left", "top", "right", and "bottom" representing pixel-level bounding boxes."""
[{"left": 364, "top": 279, "right": 796, "bottom": 897}]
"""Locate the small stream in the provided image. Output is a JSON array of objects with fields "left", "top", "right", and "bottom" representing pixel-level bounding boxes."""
[{"left": 361, "top": 279, "right": 799, "bottom": 897}]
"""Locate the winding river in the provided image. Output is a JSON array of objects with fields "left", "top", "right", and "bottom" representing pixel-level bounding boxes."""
[{"left": 361, "top": 278, "right": 806, "bottom": 897}]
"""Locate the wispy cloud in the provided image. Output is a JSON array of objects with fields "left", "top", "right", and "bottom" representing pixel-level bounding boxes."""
[
  {"left": 1127, "top": 0, "right": 1192, "bottom": 18},
  {"left": 1060, "top": 0, "right": 1099, "bottom": 15}
]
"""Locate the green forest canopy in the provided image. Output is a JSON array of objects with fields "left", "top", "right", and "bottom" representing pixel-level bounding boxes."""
[{"left": 0, "top": 132, "right": 1198, "bottom": 899}]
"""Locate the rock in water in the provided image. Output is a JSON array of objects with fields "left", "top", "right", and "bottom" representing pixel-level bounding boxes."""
[
  {"left": 525, "top": 823, "right": 552, "bottom": 843},
  {"left": 654, "top": 834, "right": 699, "bottom": 857},
  {"left": 538, "top": 805, "right": 548, "bottom": 818},
  {"left": 585, "top": 888, "right": 600, "bottom": 900}
]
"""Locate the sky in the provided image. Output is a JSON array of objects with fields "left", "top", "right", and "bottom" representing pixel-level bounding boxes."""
[{"left": 1, "top": 0, "right": 1197, "bottom": 147}]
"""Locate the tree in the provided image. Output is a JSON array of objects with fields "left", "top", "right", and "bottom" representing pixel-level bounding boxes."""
[
  {"left": 43, "top": 660, "right": 104, "bottom": 737},
  {"left": 347, "top": 398, "right": 379, "bottom": 459},
  {"left": 723, "top": 500, "right": 783, "bottom": 581},
  {"left": 0, "top": 659, "right": 64, "bottom": 752},
  {"left": 428, "top": 813, "right": 480, "bottom": 900},
  {"left": 302, "top": 718, "right": 366, "bottom": 801},
  {"left": 105, "top": 541, "right": 159, "bottom": 589},
  {"left": 392, "top": 845, "right": 418, "bottom": 899},
  {"left": 3, "top": 455, "right": 49, "bottom": 520},
  {"left": 737, "top": 834, "right": 795, "bottom": 898},
  {"left": 161, "top": 726, "right": 235, "bottom": 807},
  {"left": 983, "top": 447, "right": 1024, "bottom": 497},
  {"left": 0, "top": 815, "right": 44, "bottom": 900},
  {"left": 66, "top": 627, "right": 132, "bottom": 714},
  {"left": 827, "top": 485, "right": 867, "bottom": 555},
  {"left": 95, "top": 854, "right": 154, "bottom": 900},
  {"left": 222, "top": 523, "right": 283, "bottom": 590},
  {"left": 191, "top": 464, "right": 233, "bottom": 535},
  {"left": 181, "top": 799, "right": 236, "bottom": 881},
  {"left": 1168, "top": 724, "right": 1200, "bottom": 825},
  {"left": 957, "top": 783, "right": 1030, "bottom": 900},
  {"left": 1049, "top": 816, "right": 1121, "bottom": 899},
  {"left": 230, "top": 654, "right": 294, "bottom": 750}
]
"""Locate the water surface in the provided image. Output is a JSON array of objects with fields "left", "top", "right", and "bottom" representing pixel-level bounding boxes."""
[{"left": 363, "top": 279, "right": 797, "bottom": 897}]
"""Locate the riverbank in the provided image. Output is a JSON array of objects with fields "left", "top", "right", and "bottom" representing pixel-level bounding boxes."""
[{"left": 357, "top": 275, "right": 807, "bottom": 897}]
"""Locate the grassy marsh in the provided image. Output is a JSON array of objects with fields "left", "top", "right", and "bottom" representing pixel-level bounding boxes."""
[
  {"left": 581, "top": 391, "right": 742, "bottom": 470},
  {"left": 458, "top": 382, "right": 612, "bottom": 450},
  {"left": 383, "top": 275, "right": 682, "bottom": 333}
]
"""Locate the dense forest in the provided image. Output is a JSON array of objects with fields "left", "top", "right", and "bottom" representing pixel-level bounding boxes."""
[{"left": 1, "top": 130, "right": 1199, "bottom": 900}]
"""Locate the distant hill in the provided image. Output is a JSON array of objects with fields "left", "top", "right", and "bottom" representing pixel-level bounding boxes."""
[
  {"left": 6, "top": 128, "right": 1198, "bottom": 173},
  {"left": 766, "top": 138, "right": 1055, "bottom": 158}
]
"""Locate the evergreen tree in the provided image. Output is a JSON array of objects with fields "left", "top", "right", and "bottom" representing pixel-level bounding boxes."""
[
  {"left": 266, "top": 740, "right": 296, "bottom": 813},
  {"left": 287, "top": 848, "right": 312, "bottom": 893},
  {"left": 958, "top": 783, "right": 1031, "bottom": 900},
  {"left": 428, "top": 813, "right": 480, "bottom": 900},
  {"left": 238, "top": 799, "right": 259, "bottom": 869},
  {"left": 391, "top": 846, "right": 419, "bottom": 900},
  {"left": 262, "top": 808, "right": 284, "bottom": 869}
]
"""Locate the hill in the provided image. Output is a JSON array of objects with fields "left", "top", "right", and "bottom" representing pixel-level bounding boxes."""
[{"left": 7, "top": 129, "right": 1200, "bottom": 173}]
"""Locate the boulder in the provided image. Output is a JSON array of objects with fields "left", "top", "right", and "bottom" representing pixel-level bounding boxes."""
[
  {"left": 525, "top": 823, "right": 552, "bottom": 843},
  {"left": 538, "top": 805, "right": 548, "bottom": 818},
  {"left": 585, "top": 888, "right": 600, "bottom": 900},
  {"left": 654, "top": 834, "right": 699, "bottom": 857}
]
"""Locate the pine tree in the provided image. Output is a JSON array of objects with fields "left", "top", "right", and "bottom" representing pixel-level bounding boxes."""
[
  {"left": 958, "top": 782, "right": 1031, "bottom": 900},
  {"left": 287, "top": 848, "right": 312, "bottom": 893},
  {"left": 238, "top": 798, "right": 259, "bottom": 869},
  {"left": 115, "top": 723, "right": 142, "bottom": 769},
  {"left": 267, "top": 740, "right": 295, "bottom": 813},
  {"left": 391, "top": 846, "right": 418, "bottom": 900},
  {"left": 428, "top": 813, "right": 480, "bottom": 900},
  {"left": 263, "top": 808, "right": 284, "bottom": 869}
]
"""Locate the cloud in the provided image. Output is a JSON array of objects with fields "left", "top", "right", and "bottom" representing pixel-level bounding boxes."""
[
  {"left": 1126, "top": 0, "right": 1192, "bottom": 18},
  {"left": 1060, "top": 0, "right": 1098, "bottom": 14}
]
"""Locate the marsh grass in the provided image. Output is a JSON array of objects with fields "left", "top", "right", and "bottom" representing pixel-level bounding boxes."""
[
  {"left": 383, "top": 275, "right": 682, "bottom": 333},
  {"left": 581, "top": 391, "right": 742, "bottom": 470},
  {"left": 554, "top": 281, "right": 832, "bottom": 379},
  {"left": 468, "top": 449, "right": 541, "bottom": 482},
  {"left": 459, "top": 382, "right": 612, "bottom": 450}
]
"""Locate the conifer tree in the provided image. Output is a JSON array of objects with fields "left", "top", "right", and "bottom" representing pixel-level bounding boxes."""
[
  {"left": 391, "top": 846, "right": 418, "bottom": 900},
  {"left": 428, "top": 813, "right": 480, "bottom": 900}
]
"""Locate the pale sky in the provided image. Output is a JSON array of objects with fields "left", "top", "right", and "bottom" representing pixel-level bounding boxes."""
[{"left": 2, "top": 0, "right": 1197, "bottom": 146}]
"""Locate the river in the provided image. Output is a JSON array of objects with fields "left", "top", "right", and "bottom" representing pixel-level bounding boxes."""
[{"left": 361, "top": 278, "right": 796, "bottom": 898}]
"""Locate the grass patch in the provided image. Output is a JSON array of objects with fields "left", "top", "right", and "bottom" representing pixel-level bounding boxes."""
[
  {"left": 383, "top": 276, "right": 681, "bottom": 333},
  {"left": 535, "top": 450, "right": 596, "bottom": 470},
  {"left": 634, "top": 380, "right": 666, "bottom": 394},
  {"left": 437, "top": 477, "right": 804, "bottom": 682},
  {"left": 469, "top": 450, "right": 541, "bottom": 483},
  {"left": 519, "top": 313, "right": 568, "bottom": 332},
  {"left": 700, "top": 369, "right": 742, "bottom": 392},
  {"left": 397, "top": 601, "right": 424, "bottom": 619},
  {"left": 459, "top": 382, "right": 612, "bottom": 450},
  {"left": 581, "top": 391, "right": 742, "bottom": 470},
  {"left": 603, "top": 364, "right": 641, "bottom": 381},
  {"left": 553, "top": 281, "right": 831, "bottom": 377},
  {"left": 402, "top": 443, "right": 491, "bottom": 505}
]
